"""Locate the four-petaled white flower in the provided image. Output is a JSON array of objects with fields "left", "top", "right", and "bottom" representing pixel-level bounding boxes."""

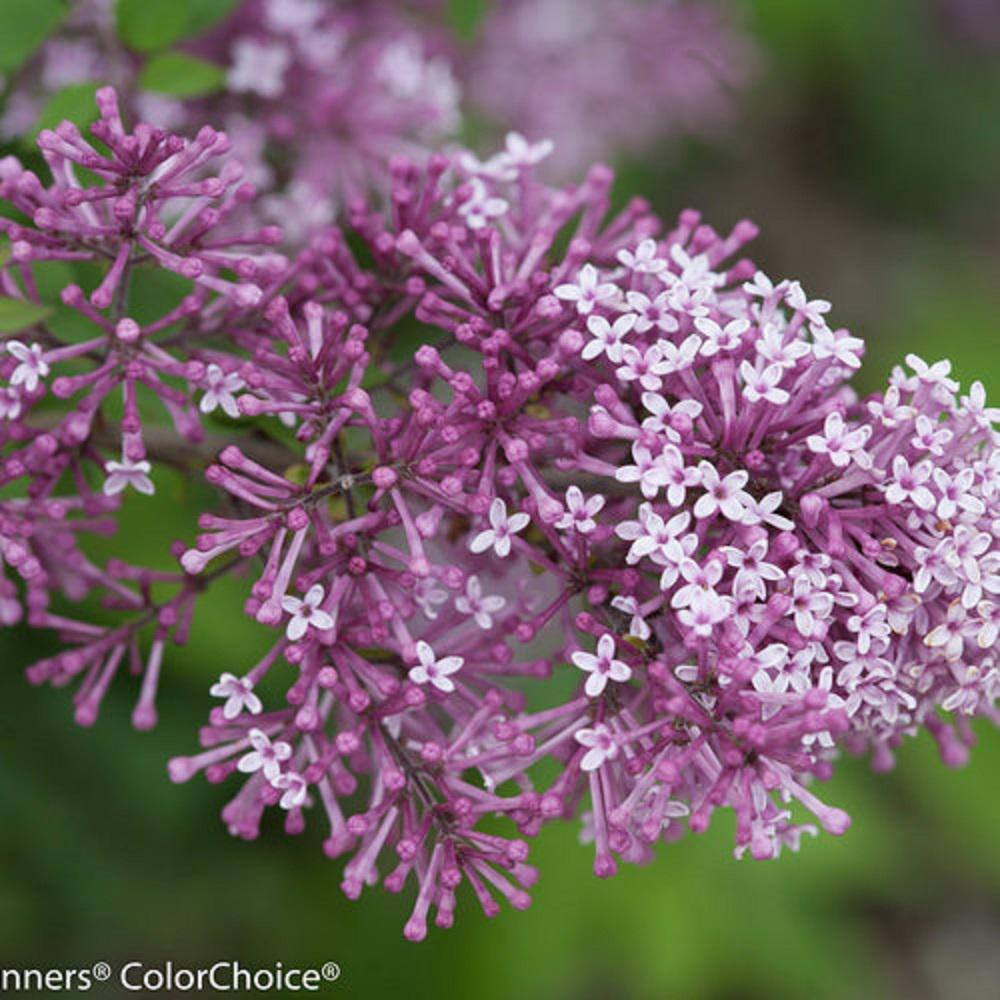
[
  {"left": 743, "top": 270, "right": 786, "bottom": 299},
  {"left": 806, "top": 411, "right": 872, "bottom": 468},
  {"left": 0, "top": 387, "right": 21, "bottom": 420},
  {"left": 238, "top": 728, "right": 292, "bottom": 781},
  {"left": 694, "top": 462, "right": 752, "bottom": 521},
  {"left": 575, "top": 723, "right": 618, "bottom": 771},
  {"left": 640, "top": 391, "right": 702, "bottom": 440},
  {"left": 199, "top": 363, "right": 244, "bottom": 417},
  {"left": 610, "top": 594, "right": 652, "bottom": 640},
  {"left": 626, "top": 289, "right": 679, "bottom": 334},
  {"left": 615, "top": 443, "right": 672, "bottom": 500},
  {"left": 571, "top": 633, "right": 632, "bottom": 698},
  {"left": 740, "top": 360, "right": 789, "bottom": 405},
  {"left": 847, "top": 604, "right": 891, "bottom": 655},
  {"left": 555, "top": 485, "right": 605, "bottom": 535},
  {"left": 615, "top": 503, "right": 690, "bottom": 565},
  {"left": 756, "top": 320, "right": 810, "bottom": 369},
  {"left": 910, "top": 413, "right": 952, "bottom": 456},
  {"left": 813, "top": 327, "right": 864, "bottom": 369},
  {"left": 617, "top": 238, "right": 667, "bottom": 275},
  {"left": 789, "top": 579, "right": 834, "bottom": 637},
  {"left": 678, "top": 589, "right": 731, "bottom": 638},
  {"left": 458, "top": 177, "right": 509, "bottom": 229},
  {"left": 696, "top": 316, "right": 749, "bottom": 357},
  {"left": 408, "top": 640, "right": 464, "bottom": 692},
  {"left": 413, "top": 578, "right": 448, "bottom": 619},
  {"left": 210, "top": 672, "right": 262, "bottom": 720},
  {"left": 582, "top": 312, "right": 635, "bottom": 362},
  {"left": 960, "top": 381, "right": 1000, "bottom": 429},
  {"left": 933, "top": 467, "right": 984, "bottom": 521},
  {"left": 883, "top": 455, "right": 935, "bottom": 511},
  {"left": 721, "top": 538, "right": 785, "bottom": 600},
  {"left": 787, "top": 281, "right": 832, "bottom": 328},
  {"left": 103, "top": 457, "right": 154, "bottom": 496},
  {"left": 553, "top": 264, "right": 618, "bottom": 315},
  {"left": 742, "top": 491, "right": 794, "bottom": 532},
  {"left": 469, "top": 498, "right": 530, "bottom": 557},
  {"left": 281, "top": 584, "right": 335, "bottom": 640},
  {"left": 904, "top": 354, "right": 959, "bottom": 394},
  {"left": 5, "top": 340, "right": 48, "bottom": 391},
  {"left": 455, "top": 576, "right": 506, "bottom": 629},
  {"left": 616, "top": 343, "right": 669, "bottom": 392},
  {"left": 228, "top": 38, "right": 290, "bottom": 98},
  {"left": 924, "top": 602, "right": 969, "bottom": 661},
  {"left": 501, "top": 131, "right": 554, "bottom": 168},
  {"left": 656, "top": 334, "right": 703, "bottom": 375},
  {"left": 867, "top": 385, "right": 915, "bottom": 427},
  {"left": 273, "top": 770, "right": 308, "bottom": 810}
]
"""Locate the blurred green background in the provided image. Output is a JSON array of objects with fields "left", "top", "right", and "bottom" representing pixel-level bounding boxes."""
[{"left": 1, "top": 1, "right": 999, "bottom": 997}]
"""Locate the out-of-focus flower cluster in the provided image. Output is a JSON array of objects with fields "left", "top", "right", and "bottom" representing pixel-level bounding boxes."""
[
  {"left": 3, "top": 85, "right": 995, "bottom": 939},
  {"left": 465, "top": 0, "right": 755, "bottom": 176},
  {"left": 2, "top": 0, "right": 755, "bottom": 209},
  {"left": 2, "top": 0, "right": 461, "bottom": 239}
]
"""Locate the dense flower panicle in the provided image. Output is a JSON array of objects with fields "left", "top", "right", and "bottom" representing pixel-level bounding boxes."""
[
  {"left": 2, "top": 92, "right": 997, "bottom": 938},
  {"left": 1, "top": 0, "right": 461, "bottom": 240},
  {"left": 465, "top": 0, "right": 755, "bottom": 176},
  {"left": 201, "top": 0, "right": 460, "bottom": 234},
  {"left": 0, "top": 87, "right": 287, "bottom": 717}
]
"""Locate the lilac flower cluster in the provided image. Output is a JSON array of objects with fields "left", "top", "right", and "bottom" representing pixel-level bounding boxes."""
[
  {"left": 0, "top": 87, "right": 284, "bottom": 724},
  {"left": 2, "top": 0, "right": 460, "bottom": 239},
  {"left": 465, "top": 0, "right": 755, "bottom": 176},
  {"left": 2, "top": 91, "right": 996, "bottom": 939},
  {"left": 192, "top": 0, "right": 460, "bottom": 238}
]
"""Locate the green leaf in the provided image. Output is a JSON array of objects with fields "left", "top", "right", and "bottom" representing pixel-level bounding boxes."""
[
  {"left": 139, "top": 52, "right": 226, "bottom": 97},
  {"left": 184, "top": 0, "right": 241, "bottom": 35},
  {"left": 0, "top": 0, "right": 65, "bottom": 75},
  {"left": 29, "top": 82, "right": 100, "bottom": 141},
  {"left": 447, "top": 0, "right": 487, "bottom": 40},
  {"left": 115, "top": 0, "right": 189, "bottom": 52},
  {"left": 0, "top": 297, "right": 53, "bottom": 333}
]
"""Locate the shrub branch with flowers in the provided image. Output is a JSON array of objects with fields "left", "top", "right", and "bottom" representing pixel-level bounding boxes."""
[{"left": 1, "top": 84, "right": 996, "bottom": 940}]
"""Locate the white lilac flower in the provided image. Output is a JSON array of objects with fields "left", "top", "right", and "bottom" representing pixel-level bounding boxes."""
[
  {"left": 238, "top": 728, "right": 292, "bottom": 781},
  {"left": 554, "top": 263, "right": 619, "bottom": 315},
  {"left": 210, "top": 673, "right": 262, "bottom": 720},
  {"left": 610, "top": 595, "right": 651, "bottom": 640},
  {"left": 408, "top": 640, "right": 463, "bottom": 693},
  {"left": 883, "top": 455, "right": 935, "bottom": 511},
  {"left": 458, "top": 178, "right": 509, "bottom": 229},
  {"left": 575, "top": 723, "right": 618, "bottom": 771},
  {"left": 227, "top": 38, "right": 291, "bottom": 98},
  {"left": 281, "top": 584, "right": 335, "bottom": 641},
  {"left": 454, "top": 576, "right": 506, "bottom": 629},
  {"left": 103, "top": 458, "right": 154, "bottom": 496},
  {"left": 199, "top": 364, "right": 244, "bottom": 418},
  {"left": 582, "top": 312, "right": 636, "bottom": 362},
  {"left": 806, "top": 411, "right": 872, "bottom": 469},
  {"left": 5, "top": 341, "right": 49, "bottom": 391},
  {"left": 571, "top": 633, "right": 632, "bottom": 697},
  {"left": 617, "top": 238, "right": 667, "bottom": 275},
  {"left": 693, "top": 463, "right": 752, "bottom": 522},
  {"left": 469, "top": 498, "right": 530, "bottom": 557},
  {"left": 740, "top": 360, "right": 789, "bottom": 405},
  {"left": 413, "top": 578, "right": 449, "bottom": 619},
  {"left": 555, "top": 485, "right": 605, "bottom": 535},
  {"left": 273, "top": 770, "right": 309, "bottom": 810}
]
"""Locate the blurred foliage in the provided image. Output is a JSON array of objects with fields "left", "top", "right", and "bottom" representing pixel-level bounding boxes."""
[{"left": 0, "top": 0, "right": 998, "bottom": 998}]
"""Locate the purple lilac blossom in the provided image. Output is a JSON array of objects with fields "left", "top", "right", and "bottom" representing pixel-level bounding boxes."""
[
  {"left": 1, "top": 92, "right": 997, "bottom": 938},
  {"left": 1, "top": 0, "right": 460, "bottom": 236},
  {"left": 465, "top": 0, "right": 755, "bottom": 177}
]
